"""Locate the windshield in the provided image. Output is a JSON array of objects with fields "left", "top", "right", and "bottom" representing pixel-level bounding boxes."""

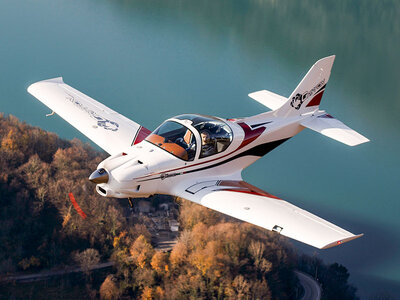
[
  {"left": 145, "top": 121, "right": 196, "bottom": 161},
  {"left": 175, "top": 114, "right": 233, "bottom": 158}
]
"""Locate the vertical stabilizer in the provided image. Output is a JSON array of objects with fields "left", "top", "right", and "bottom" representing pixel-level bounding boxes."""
[{"left": 276, "top": 56, "right": 335, "bottom": 118}]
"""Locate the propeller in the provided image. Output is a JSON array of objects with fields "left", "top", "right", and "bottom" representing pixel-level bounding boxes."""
[{"left": 89, "top": 168, "right": 109, "bottom": 184}]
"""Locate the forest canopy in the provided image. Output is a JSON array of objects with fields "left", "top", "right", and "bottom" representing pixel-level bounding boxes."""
[{"left": 0, "top": 114, "right": 359, "bottom": 299}]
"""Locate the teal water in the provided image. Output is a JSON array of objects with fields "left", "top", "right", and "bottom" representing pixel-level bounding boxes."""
[{"left": 1, "top": 0, "right": 399, "bottom": 297}]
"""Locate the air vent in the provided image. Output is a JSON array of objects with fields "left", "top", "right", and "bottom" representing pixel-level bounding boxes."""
[{"left": 98, "top": 186, "right": 107, "bottom": 195}]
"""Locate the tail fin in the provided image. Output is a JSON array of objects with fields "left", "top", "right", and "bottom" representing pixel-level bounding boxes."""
[{"left": 275, "top": 55, "right": 335, "bottom": 118}]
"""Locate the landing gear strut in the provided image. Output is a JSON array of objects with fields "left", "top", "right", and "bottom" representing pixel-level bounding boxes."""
[{"left": 128, "top": 198, "right": 134, "bottom": 208}]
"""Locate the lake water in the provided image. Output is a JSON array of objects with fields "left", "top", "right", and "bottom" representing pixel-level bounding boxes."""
[{"left": 1, "top": 0, "right": 399, "bottom": 297}]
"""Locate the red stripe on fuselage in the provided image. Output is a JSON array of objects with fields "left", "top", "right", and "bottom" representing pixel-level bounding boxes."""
[{"left": 133, "top": 122, "right": 267, "bottom": 181}]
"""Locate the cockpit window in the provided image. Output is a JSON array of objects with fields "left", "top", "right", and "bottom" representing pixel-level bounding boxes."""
[
  {"left": 145, "top": 121, "right": 196, "bottom": 161},
  {"left": 175, "top": 114, "right": 233, "bottom": 158}
]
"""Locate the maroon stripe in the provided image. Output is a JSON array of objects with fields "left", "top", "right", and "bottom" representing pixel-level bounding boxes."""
[
  {"left": 306, "top": 90, "right": 324, "bottom": 107},
  {"left": 318, "top": 113, "right": 334, "bottom": 119},
  {"left": 217, "top": 188, "right": 281, "bottom": 199},
  {"left": 133, "top": 126, "right": 151, "bottom": 145},
  {"left": 136, "top": 138, "right": 289, "bottom": 182},
  {"left": 134, "top": 122, "right": 266, "bottom": 181},
  {"left": 237, "top": 122, "right": 266, "bottom": 149},
  {"left": 134, "top": 141, "right": 238, "bottom": 180}
]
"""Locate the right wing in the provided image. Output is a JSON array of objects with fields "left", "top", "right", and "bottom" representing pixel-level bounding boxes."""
[
  {"left": 28, "top": 77, "right": 150, "bottom": 155},
  {"left": 176, "top": 180, "right": 363, "bottom": 249}
]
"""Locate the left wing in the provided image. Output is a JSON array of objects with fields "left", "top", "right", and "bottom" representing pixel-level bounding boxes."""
[
  {"left": 28, "top": 77, "right": 150, "bottom": 155},
  {"left": 176, "top": 180, "right": 362, "bottom": 249}
]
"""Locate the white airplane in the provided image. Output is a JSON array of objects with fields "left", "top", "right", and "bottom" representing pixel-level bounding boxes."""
[{"left": 28, "top": 56, "right": 369, "bottom": 249}]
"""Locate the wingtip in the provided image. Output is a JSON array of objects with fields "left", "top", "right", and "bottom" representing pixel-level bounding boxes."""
[
  {"left": 27, "top": 83, "right": 37, "bottom": 94},
  {"left": 314, "top": 55, "right": 336, "bottom": 66},
  {"left": 46, "top": 77, "right": 64, "bottom": 84},
  {"left": 348, "top": 137, "right": 370, "bottom": 146},
  {"left": 27, "top": 77, "right": 64, "bottom": 94},
  {"left": 321, "top": 233, "right": 364, "bottom": 249}
]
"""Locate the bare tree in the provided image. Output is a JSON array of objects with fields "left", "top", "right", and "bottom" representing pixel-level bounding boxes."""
[{"left": 74, "top": 248, "right": 100, "bottom": 276}]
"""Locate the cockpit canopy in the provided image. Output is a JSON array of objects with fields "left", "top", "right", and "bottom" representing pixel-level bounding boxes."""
[
  {"left": 176, "top": 114, "right": 233, "bottom": 158},
  {"left": 145, "top": 114, "right": 233, "bottom": 161},
  {"left": 146, "top": 121, "right": 197, "bottom": 161}
]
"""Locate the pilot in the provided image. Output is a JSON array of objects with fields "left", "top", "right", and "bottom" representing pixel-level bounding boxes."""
[{"left": 200, "top": 130, "right": 217, "bottom": 157}]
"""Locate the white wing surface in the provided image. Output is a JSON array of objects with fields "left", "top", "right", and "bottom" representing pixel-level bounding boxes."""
[
  {"left": 301, "top": 114, "right": 369, "bottom": 146},
  {"left": 28, "top": 77, "right": 150, "bottom": 155},
  {"left": 177, "top": 180, "right": 362, "bottom": 249},
  {"left": 248, "top": 90, "right": 287, "bottom": 111}
]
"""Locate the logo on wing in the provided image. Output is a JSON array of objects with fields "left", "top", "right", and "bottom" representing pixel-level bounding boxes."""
[
  {"left": 92, "top": 115, "right": 119, "bottom": 131},
  {"left": 65, "top": 94, "right": 119, "bottom": 131}
]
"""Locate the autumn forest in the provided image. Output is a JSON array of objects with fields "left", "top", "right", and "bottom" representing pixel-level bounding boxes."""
[{"left": 0, "top": 114, "right": 358, "bottom": 299}]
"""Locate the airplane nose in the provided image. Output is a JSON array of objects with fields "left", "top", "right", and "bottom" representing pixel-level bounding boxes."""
[{"left": 89, "top": 168, "right": 109, "bottom": 184}]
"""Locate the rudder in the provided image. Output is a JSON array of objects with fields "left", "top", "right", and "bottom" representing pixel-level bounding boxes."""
[{"left": 275, "top": 55, "right": 335, "bottom": 117}]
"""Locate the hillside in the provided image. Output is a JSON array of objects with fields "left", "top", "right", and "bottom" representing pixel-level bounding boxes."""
[{"left": 0, "top": 114, "right": 358, "bottom": 299}]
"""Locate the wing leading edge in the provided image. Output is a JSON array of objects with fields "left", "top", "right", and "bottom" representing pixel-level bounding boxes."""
[
  {"left": 177, "top": 180, "right": 362, "bottom": 249},
  {"left": 28, "top": 77, "right": 150, "bottom": 155}
]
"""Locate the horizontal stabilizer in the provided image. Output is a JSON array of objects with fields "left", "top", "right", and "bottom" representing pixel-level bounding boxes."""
[
  {"left": 301, "top": 114, "right": 369, "bottom": 146},
  {"left": 248, "top": 90, "right": 287, "bottom": 111}
]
